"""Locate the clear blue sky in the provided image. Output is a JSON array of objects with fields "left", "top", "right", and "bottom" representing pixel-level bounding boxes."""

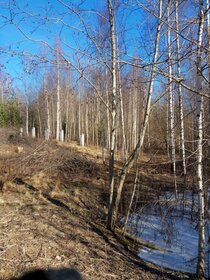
[
  {"left": 0, "top": 0, "right": 198, "bottom": 92},
  {"left": 0, "top": 0, "right": 147, "bottom": 85},
  {"left": 0, "top": 1, "right": 105, "bottom": 86}
]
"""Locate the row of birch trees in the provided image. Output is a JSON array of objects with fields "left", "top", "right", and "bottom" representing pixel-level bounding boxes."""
[{"left": 0, "top": 0, "right": 209, "bottom": 278}]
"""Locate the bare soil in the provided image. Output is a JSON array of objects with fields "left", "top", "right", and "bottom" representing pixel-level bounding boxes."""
[{"left": 0, "top": 129, "right": 194, "bottom": 280}]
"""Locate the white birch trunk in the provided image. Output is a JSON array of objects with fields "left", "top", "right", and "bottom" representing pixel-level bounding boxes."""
[
  {"left": 132, "top": 85, "right": 138, "bottom": 150},
  {"left": 110, "top": 0, "right": 163, "bottom": 229},
  {"left": 26, "top": 104, "right": 29, "bottom": 136},
  {"left": 105, "top": 67, "right": 111, "bottom": 149},
  {"left": 85, "top": 97, "right": 89, "bottom": 145},
  {"left": 196, "top": 2, "right": 205, "bottom": 278},
  {"left": 117, "top": 60, "right": 127, "bottom": 161},
  {"left": 107, "top": 0, "right": 117, "bottom": 230},
  {"left": 31, "top": 127, "right": 36, "bottom": 138},
  {"left": 56, "top": 49, "right": 61, "bottom": 141},
  {"left": 36, "top": 90, "right": 42, "bottom": 137},
  {"left": 66, "top": 94, "right": 69, "bottom": 141},
  {"left": 60, "top": 129, "right": 64, "bottom": 142},
  {"left": 44, "top": 72, "right": 51, "bottom": 140},
  {"left": 80, "top": 133, "right": 85, "bottom": 146},
  {"left": 206, "top": 0, "right": 210, "bottom": 160},
  {"left": 167, "top": 1, "right": 177, "bottom": 197},
  {"left": 175, "top": 0, "right": 186, "bottom": 176},
  {"left": 78, "top": 87, "right": 81, "bottom": 140}
]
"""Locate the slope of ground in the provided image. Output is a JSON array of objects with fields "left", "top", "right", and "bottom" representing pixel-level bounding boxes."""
[{"left": 0, "top": 129, "right": 193, "bottom": 279}]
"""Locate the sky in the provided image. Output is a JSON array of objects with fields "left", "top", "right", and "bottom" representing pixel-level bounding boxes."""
[
  {"left": 0, "top": 0, "right": 200, "bottom": 94},
  {"left": 0, "top": 0, "right": 150, "bottom": 85},
  {"left": 0, "top": 1, "right": 104, "bottom": 86}
]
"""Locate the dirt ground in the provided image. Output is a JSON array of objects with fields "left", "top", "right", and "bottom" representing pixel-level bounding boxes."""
[{"left": 0, "top": 128, "right": 194, "bottom": 280}]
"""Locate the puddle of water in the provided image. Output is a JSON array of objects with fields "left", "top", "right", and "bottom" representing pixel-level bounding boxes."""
[{"left": 126, "top": 191, "right": 210, "bottom": 276}]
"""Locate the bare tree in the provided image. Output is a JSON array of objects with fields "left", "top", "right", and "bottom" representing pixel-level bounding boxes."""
[
  {"left": 44, "top": 75, "right": 51, "bottom": 139},
  {"left": 167, "top": 0, "right": 177, "bottom": 197},
  {"left": 109, "top": 0, "right": 163, "bottom": 229},
  {"left": 196, "top": 1, "right": 205, "bottom": 278},
  {"left": 107, "top": 0, "right": 118, "bottom": 230},
  {"left": 56, "top": 43, "right": 61, "bottom": 141},
  {"left": 175, "top": 0, "right": 186, "bottom": 176}
]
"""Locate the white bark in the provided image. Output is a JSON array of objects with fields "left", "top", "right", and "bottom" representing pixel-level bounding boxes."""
[
  {"left": 207, "top": 0, "right": 210, "bottom": 154},
  {"left": 167, "top": 1, "right": 177, "bottom": 197},
  {"left": 60, "top": 129, "right": 64, "bottom": 142},
  {"left": 117, "top": 60, "right": 127, "bottom": 161},
  {"left": 110, "top": 0, "right": 163, "bottom": 229},
  {"left": 175, "top": 0, "right": 186, "bottom": 176},
  {"left": 56, "top": 48, "right": 61, "bottom": 141},
  {"left": 80, "top": 133, "right": 85, "bottom": 146},
  {"left": 196, "top": 1, "right": 205, "bottom": 278},
  {"left": 132, "top": 80, "right": 138, "bottom": 150},
  {"left": 25, "top": 104, "right": 29, "bottom": 136},
  {"left": 85, "top": 96, "right": 89, "bottom": 145},
  {"left": 78, "top": 88, "right": 81, "bottom": 140},
  {"left": 107, "top": 0, "right": 117, "bottom": 230},
  {"left": 105, "top": 67, "right": 110, "bottom": 149},
  {"left": 31, "top": 127, "right": 36, "bottom": 138},
  {"left": 44, "top": 71, "right": 51, "bottom": 140},
  {"left": 66, "top": 94, "right": 69, "bottom": 141},
  {"left": 36, "top": 90, "right": 42, "bottom": 137}
]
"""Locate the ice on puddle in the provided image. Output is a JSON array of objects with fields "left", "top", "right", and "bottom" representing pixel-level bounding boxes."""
[{"left": 126, "top": 191, "right": 210, "bottom": 276}]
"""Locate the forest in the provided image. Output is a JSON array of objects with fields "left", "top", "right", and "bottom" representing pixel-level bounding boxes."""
[{"left": 0, "top": 0, "right": 209, "bottom": 279}]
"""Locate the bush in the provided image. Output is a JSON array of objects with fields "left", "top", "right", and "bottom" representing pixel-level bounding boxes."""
[{"left": 0, "top": 101, "right": 22, "bottom": 127}]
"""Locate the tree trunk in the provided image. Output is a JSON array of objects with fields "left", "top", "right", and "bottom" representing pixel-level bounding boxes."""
[
  {"left": 132, "top": 70, "right": 138, "bottom": 150},
  {"left": 66, "top": 92, "right": 69, "bottom": 141},
  {"left": 44, "top": 71, "right": 51, "bottom": 140},
  {"left": 167, "top": 0, "right": 177, "bottom": 197},
  {"left": 175, "top": 0, "right": 186, "bottom": 176},
  {"left": 36, "top": 90, "right": 42, "bottom": 137},
  {"left": 110, "top": 0, "right": 163, "bottom": 229},
  {"left": 105, "top": 67, "right": 110, "bottom": 150},
  {"left": 206, "top": 0, "right": 210, "bottom": 164},
  {"left": 123, "top": 167, "right": 138, "bottom": 236},
  {"left": 107, "top": 0, "right": 117, "bottom": 230},
  {"left": 117, "top": 58, "right": 127, "bottom": 162},
  {"left": 56, "top": 49, "right": 61, "bottom": 141},
  {"left": 25, "top": 104, "right": 29, "bottom": 136},
  {"left": 85, "top": 96, "right": 89, "bottom": 145},
  {"left": 196, "top": 1, "right": 205, "bottom": 278}
]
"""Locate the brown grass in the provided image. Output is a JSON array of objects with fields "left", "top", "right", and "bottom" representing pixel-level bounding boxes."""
[{"left": 0, "top": 129, "right": 192, "bottom": 280}]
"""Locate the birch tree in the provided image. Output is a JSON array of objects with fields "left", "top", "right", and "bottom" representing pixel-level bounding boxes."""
[
  {"left": 196, "top": 1, "right": 205, "bottom": 278},
  {"left": 43, "top": 68, "right": 51, "bottom": 140},
  {"left": 175, "top": 0, "right": 186, "bottom": 176},
  {"left": 167, "top": 0, "right": 177, "bottom": 196},
  {"left": 108, "top": 0, "right": 163, "bottom": 229},
  {"left": 206, "top": 0, "right": 210, "bottom": 164},
  {"left": 107, "top": 0, "right": 118, "bottom": 230},
  {"left": 117, "top": 57, "right": 127, "bottom": 161},
  {"left": 56, "top": 44, "right": 61, "bottom": 141}
]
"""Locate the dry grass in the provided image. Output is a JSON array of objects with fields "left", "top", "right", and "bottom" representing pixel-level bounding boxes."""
[{"left": 0, "top": 129, "right": 191, "bottom": 280}]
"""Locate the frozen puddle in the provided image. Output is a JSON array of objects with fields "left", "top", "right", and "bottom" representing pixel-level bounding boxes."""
[{"left": 126, "top": 191, "right": 210, "bottom": 276}]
